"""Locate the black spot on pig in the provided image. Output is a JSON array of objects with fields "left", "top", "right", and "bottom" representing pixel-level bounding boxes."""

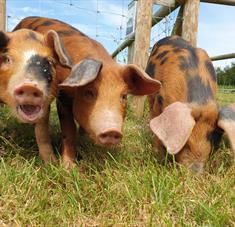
[
  {"left": 57, "top": 29, "right": 87, "bottom": 38},
  {"left": 207, "top": 128, "right": 223, "bottom": 147},
  {"left": 173, "top": 47, "right": 182, "bottom": 53},
  {"left": 219, "top": 107, "right": 235, "bottom": 121},
  {"left": 41, "top": 21, "right": 54, "bottom": 27},
  {"left": 157, "top": 36, "right": 199, "bottom": 70},
  {"left": 179, "top": 56, "right": 188, "bottom": 71},
  {"left": 57, "top": 30, "right": 77, "bottom": 37},
  {"left": 25, "top": 31, "right": 38, "bottom": 41},
  {"left": 160, "top": 57, "right": 168, "bottom": 65},
  {"left": 156, "top": 50, "right": 169, "bottom": 60},
  {"left": 179, "top": 52, "right": 199, "bottom": 71},
  {"left": 145, "top": 61, "right": 156, "bottom": 78},
  {"left": 187, "top": 74, "right": 213, "bottom": 104},
  {"left": 26, "top": 55, "right": 53, "bottom": 84},
  {"left": 205, "top": 60, "right": 216, "bottom": 82},
  {"left": 48, "top": 19, "right": 87, "bottom": 37},
  {"left": 156, "top": 94, "right": 164, "bottom": 106},
  {"left": 26, "top": 19, "right": 41, "bottom": 30}
]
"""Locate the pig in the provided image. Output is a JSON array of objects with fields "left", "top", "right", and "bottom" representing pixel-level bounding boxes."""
[
  {"left": 146, "top": 36, "right": 235, "bottom": 172},
  {"left": 0, "top": 28, "right": 72, "bottom": 163},
  {"left": 14, "top": 17, "right": 161, "bottom": 168}
]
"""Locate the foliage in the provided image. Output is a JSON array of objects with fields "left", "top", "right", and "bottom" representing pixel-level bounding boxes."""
[{"left": 216, "top": 62, "right": 235, "bottom": 86}]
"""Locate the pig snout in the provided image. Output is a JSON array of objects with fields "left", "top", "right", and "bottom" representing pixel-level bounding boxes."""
[
  {"left": 98, "top": 129, "right": 123, "bottom": 145},
  {"left": 89, "top": 109, "right": 123, "bottom": 146},
  {"left": 14, "top": 84, "right": 43, "bottom": 105},
  {"left": 14, "top": 83, "right": 44, "bottom": 123}
]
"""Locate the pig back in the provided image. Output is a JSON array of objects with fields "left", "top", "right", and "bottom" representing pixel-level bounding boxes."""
[
  {"left": 13, "top": 16, "right": 115, "bottom": 83},
  {"left": 146, "top": 36, "right": 217, "bottom": 110}
]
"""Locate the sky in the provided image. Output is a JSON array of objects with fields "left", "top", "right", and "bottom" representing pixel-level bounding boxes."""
[{"left": 5, "top": 0, "right": 235, "bottom": 69}]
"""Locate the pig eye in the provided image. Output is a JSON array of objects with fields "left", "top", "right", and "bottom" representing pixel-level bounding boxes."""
[
  {"left": 0, "top": 55, "right": 12, "bottom": 65},
  {"left": 4, "top": 55, "right": 12, "bottom": 64},
  {"left": 0, "top": 55, "right": 12, "bottom": 68},
  {"left": 83, "top": 89, "right": 96, "bottom": 101},
  {"left": 120, "top": 93, "right": 127, "bottom": 103}
]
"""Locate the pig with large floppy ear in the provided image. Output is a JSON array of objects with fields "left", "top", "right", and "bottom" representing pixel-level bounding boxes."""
[
  {"left": 150, "top": 102, "right": 196, "bottom": 155},
  {"left": 58, "top": 58, "right": 102, "bottom": 88},
  {"left": 0, "top": 29, "right": 73, "bottom": 163},
  {"left": 150, "top": 101, "right": 235, "bottom": 171},
  {"left": 56, "top": 57, "right": 161, "bottom": 168},
  {"left": 58, "top": 59, "right": 161, "bottom": 144},
  {"left": 122, "top": 64, "right": 162, "bottom": 96}
]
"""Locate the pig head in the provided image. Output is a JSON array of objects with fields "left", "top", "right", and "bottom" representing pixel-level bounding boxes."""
[
  {"left": 59, "top": 59, "right": 161, "bottom": 145},
  {"left": 0, "top": 28, "right": 71, "bottom": 162}
]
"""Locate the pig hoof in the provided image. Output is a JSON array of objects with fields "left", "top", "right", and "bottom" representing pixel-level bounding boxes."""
[
  {"left": 63, "top": 158, "right": 77, "bottom": 169},
  {"left": 43, "top": 154, "right": 57, "bottom": 164},
  {"left": 64, "top": 162, "right": 77, "bottom": 170}
]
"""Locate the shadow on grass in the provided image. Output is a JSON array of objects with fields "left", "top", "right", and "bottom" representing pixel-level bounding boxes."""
[
  {"left": 206, "top": 137, "right": 235, "bottom": 175},
  {"left": 0, "top": 104, "right": 123, "bottom": 172},
  {"left": 0, "top": 102, "right": 234, "bottom": 175}
]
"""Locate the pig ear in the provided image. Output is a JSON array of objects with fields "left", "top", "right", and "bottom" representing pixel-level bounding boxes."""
[
  {"left": 0, "top": 31, "right": 10, "bottom": 53},
  {"left": 45, "top": 30, "right": 73, "bottom": 68},
  {"left": 218, "top": 104, "right": 235, "bottom": 156},
  {"left": 58, "top": 58, "right": 102, "bottom": 89},
  {"left": 123, "top": 64, "right": 161, "bottom": 95},
  {"left": 150, "top": 102, "right": 196, "bottom": 154}
]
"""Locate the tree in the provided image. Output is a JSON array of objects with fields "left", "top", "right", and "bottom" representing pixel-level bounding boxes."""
[{"left": 216, "top": 62, "right": 235, "bottom": 86}]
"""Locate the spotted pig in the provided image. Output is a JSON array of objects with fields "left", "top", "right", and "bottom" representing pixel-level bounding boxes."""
[
  {"left": 0, "top": 28, "right": 71, "bottom": 163},
  {"left": 146, "top": 36, "right": 235, "bottom": 172}
]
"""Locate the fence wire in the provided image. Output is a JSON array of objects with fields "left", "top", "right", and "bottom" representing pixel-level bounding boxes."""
[{"left": 6, "top": 0, "right": 234, "bottom": 88}]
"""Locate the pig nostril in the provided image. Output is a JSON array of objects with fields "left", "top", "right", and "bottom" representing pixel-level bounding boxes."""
[
  {"left": 17, "top": 90, "right": 24, "bottom": 96},
  {"left": 33, "top": 92, "right": 40, "bottom": 97},
  {"left": 99, "top": 131, "right": 122, "bottom": 145},
  {"left": 100, "top": 133, "right": 108, "bottom": 139},
  {"left": 114, "top": 135, "right": 120, "bottom": 139}
]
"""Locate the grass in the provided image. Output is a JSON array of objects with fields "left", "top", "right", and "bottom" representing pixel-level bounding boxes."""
[{"left": 0, "top": 90, "right": 234, "bottom": 226}]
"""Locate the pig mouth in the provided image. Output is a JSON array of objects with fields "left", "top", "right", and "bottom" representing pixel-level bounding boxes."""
[{"left": 17, "top": 104, "right": 43, "bottom": 123}]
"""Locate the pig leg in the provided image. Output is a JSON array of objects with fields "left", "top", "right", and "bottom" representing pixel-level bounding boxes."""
[
  {"left": 56, "top": 99, "right": 77, "bottom": 168},
  {"left": 35, "top": 108, "right": 57, "bottom": 163},
  {"left": 78, "top": 126, "right": 86, "bottom": 136}
]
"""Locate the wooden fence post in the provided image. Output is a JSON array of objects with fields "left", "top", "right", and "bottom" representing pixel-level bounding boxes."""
[
  {"left": 131, "top": 0, "right": 153, "bottom": 118},
  {"left": 0, "top": 0, "right": 6, "bottom": 31},
  {"left": 127, "top": 42, "right": 135, "bottom": 64},
  {"left": 171, "top": 4, "right": 184, "bottom": 36},
  {"left": 181, "top": 0, "right": 200, "bottom": 46}
]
